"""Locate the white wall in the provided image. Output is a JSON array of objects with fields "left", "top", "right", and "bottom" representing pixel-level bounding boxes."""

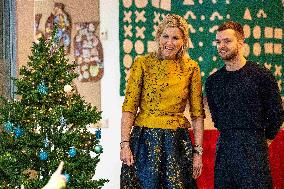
[{"left": 94, "top": 0, "right": 122, "bottom": 188}]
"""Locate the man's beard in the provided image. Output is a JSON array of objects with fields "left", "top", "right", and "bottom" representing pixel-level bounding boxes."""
[{"left": 219, "top": 48, "right": 238, "bottom": 61}]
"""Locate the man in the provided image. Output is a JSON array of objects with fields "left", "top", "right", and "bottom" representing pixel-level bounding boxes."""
[{"left": 205, "top": 21, "right": 284, "bottom": 189}]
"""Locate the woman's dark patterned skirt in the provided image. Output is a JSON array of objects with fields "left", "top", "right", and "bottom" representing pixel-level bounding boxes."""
[{"left": 120, "top": 126, "right": 197, "bottom": 189}]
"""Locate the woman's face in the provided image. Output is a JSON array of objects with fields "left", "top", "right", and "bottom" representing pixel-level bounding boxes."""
[{"left": 159, "top": 27, "right": 184, "bottom": 60}]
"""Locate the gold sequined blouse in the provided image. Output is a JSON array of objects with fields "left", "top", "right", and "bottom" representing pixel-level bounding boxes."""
[{"left": 122, "top": 53, "right": 205, "bottom": 129}]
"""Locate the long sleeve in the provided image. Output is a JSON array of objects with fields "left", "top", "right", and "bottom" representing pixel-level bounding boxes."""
[
  {"left": 122, "top": 56, "right": 144, "bottom": 114},
  {"left": 205, "top": 77, "right": 218, "bottom": 125},
  {"left": 188, "top": 64, "right": 205, "bottom": 119},
  {"left": 260, "top": 71, "right": 284, "bottom": 139}
]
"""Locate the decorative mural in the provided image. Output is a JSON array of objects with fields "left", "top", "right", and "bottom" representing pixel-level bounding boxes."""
[
  {"left": 119, "top": 0, "right": 283, "bottom": 96},
  {"left": 34, "top": 2, "right": 104, "bottom": 83},
  {"left": 74, "top": 22, "right": 104, "bottom": 82},
  {"left": 45, "top": 3, "right": 72, "bottom": 54}
]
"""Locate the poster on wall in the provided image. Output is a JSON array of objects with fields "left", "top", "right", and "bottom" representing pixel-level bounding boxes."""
[
  {"left": 74, "top": 22, "right": 104, "bottom": 82},
  {"left": 34, "top": 0, "right": 102, "bottom": 111},
  {"left": 45, "top": 3, "right": 72, "bottom": 54},
  {"left": 119, "top": 0, "right": 283, "bottom": 96}
]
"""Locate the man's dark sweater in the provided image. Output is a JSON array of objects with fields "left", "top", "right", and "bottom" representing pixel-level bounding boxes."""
[{"left": 205, "top": 61, "right": 284, "bottom": 139}]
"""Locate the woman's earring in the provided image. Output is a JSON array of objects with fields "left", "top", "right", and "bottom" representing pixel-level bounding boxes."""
[{"left": 178, "top": 45, "right": 184, "bottom": 57}]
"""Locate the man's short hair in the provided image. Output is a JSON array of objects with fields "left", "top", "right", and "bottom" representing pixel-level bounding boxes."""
[{"left": 217, "top": 21, "right": 244, "bottom": 40}]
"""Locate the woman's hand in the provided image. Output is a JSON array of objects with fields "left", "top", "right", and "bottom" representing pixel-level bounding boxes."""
[
  {"left": 191, "top": 116, "right": 204, "bottom": 179},
  {"left": 267, "top": 139, "right": 273, "bottom": 147},
  {"left": 192, "top": 154, "right": 203, "bottom": 179},
  {"left": 120, "top": 145, "right": 134, "bottom": 166}
]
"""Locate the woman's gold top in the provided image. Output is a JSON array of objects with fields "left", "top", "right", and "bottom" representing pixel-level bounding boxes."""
[{"left": 122, "top": 53, "right": 205, "bottom": 129}]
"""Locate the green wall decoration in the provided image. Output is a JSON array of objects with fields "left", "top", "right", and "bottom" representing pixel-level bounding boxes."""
[{"left": 119, "top": 0, "right": 283, "bottom": 96}]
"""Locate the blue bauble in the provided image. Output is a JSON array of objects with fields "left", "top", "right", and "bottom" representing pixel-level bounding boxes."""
[
  {"left": 64, "top": 173, "right": 70, "bottom": 183},
  {"left": 4, "top": 121, "right": 14, "bottom": 133},
  {"left": 95, "top": 129, "right": 101, "bottom": 139},
  {"left": 68, "top": 147, "right": 77, "bottom": 157},
  {"left": 39, "top": 150, "right": 48, "bottom": 160},
  {"left": 94, "top": 145, "right": 103, "bottom": 154},
  {"left": 14, "top": 127, "right": 24, "bottom": 138}
]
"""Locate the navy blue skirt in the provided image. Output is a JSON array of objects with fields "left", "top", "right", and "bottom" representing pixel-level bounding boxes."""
[{"left": 121, "top": 126, "right": 197, "bottom": 189}]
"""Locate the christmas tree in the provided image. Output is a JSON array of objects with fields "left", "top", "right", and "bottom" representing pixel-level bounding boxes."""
[{"left": 0, "top": 28, "right": 108, "bottom": 188}]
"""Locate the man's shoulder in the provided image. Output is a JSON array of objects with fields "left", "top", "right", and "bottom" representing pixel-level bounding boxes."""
[
  {"left": 207, "top": 67, "right": 224, "bottom": 81},
  {"left": 246, "top": 61, "right": 273, "bottom": 78}
]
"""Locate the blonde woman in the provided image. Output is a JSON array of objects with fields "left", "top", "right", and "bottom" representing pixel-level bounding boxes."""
[{"left": 120, "top": 14, "right": 205, "bottom": 188}]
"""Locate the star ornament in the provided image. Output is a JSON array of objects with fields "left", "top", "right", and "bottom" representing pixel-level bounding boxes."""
[{"left": 37, "top": 82, "right": 48, "bottom": 95}]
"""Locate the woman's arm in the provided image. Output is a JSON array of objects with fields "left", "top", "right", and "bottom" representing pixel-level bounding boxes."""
[
  {"left": 188, "top": 62, "right": 205, "bottom": 179},
  {"left": 192, "top": 117, "right": 204, "bottom": 147},
  {"left": 120, "top": 111, "right": 135, "bottom": 166},
  {"left": 192, "top": 117, "right": 204, "bottom": 179},
  {"left": 121, "top": 111, "right": 135, "bottom": 142},
  {"left": 120, "top": 56, "right": 144, "bottom": 166}
]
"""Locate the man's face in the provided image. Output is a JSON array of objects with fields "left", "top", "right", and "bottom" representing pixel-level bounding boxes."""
[{"left": 215, "top": 29, "right": 242, "bottom": 61}]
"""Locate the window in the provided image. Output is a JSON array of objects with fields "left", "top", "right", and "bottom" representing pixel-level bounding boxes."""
[{"left": 0, "top": 0, "right": 16, "bottom": 98}]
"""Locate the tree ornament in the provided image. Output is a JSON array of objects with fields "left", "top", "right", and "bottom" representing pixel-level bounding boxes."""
[
  {"left": 37, "top": 81, "right": 48, "bottom": 95},
  {"left": 94, "top": 145, "right": 103, "bottom": 154},
  {"left": 95, "top": 128, "right": 101, "bottom": 139},
  {"left": 64, "top": 173, "right": 70, "bottom": 183},
  {"left": 63, "top": 84, "right": 72, "bottom": 93},
  {"left": 23, "top": 169, "right": 38, "bottom": 179},
  {"left": 14, "top": 127, "right": 24, "bottom": 138},
  {"left": 60, "top": 116, "right": 67, "bottom": 126},
  {"left": 68, "top": 147, "right": 77, "bottom": 157},
  {"left": 39, "top": 150, "right": 48, "bottom": 160},
  {"left": 44, "top": 135, "right": 50, "bottom": 147},
  {"left": 4, "top": 121, "right": 14, "bottom": 133},
  {"left": 84, "top": 140, "right": 92, "bottom": 147},
  {"left": 34, "top": 123, "right": 41, "bottom": 134}
]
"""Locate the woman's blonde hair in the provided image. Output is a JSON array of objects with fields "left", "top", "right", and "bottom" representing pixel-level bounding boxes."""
[{"left": 154, "top": 14, "right": 190, "bottom": 60}]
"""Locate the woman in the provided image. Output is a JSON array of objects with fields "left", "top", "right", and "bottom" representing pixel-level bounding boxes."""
[{"left": 120, "top": 14, "right": 205, "bottom": 188}]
